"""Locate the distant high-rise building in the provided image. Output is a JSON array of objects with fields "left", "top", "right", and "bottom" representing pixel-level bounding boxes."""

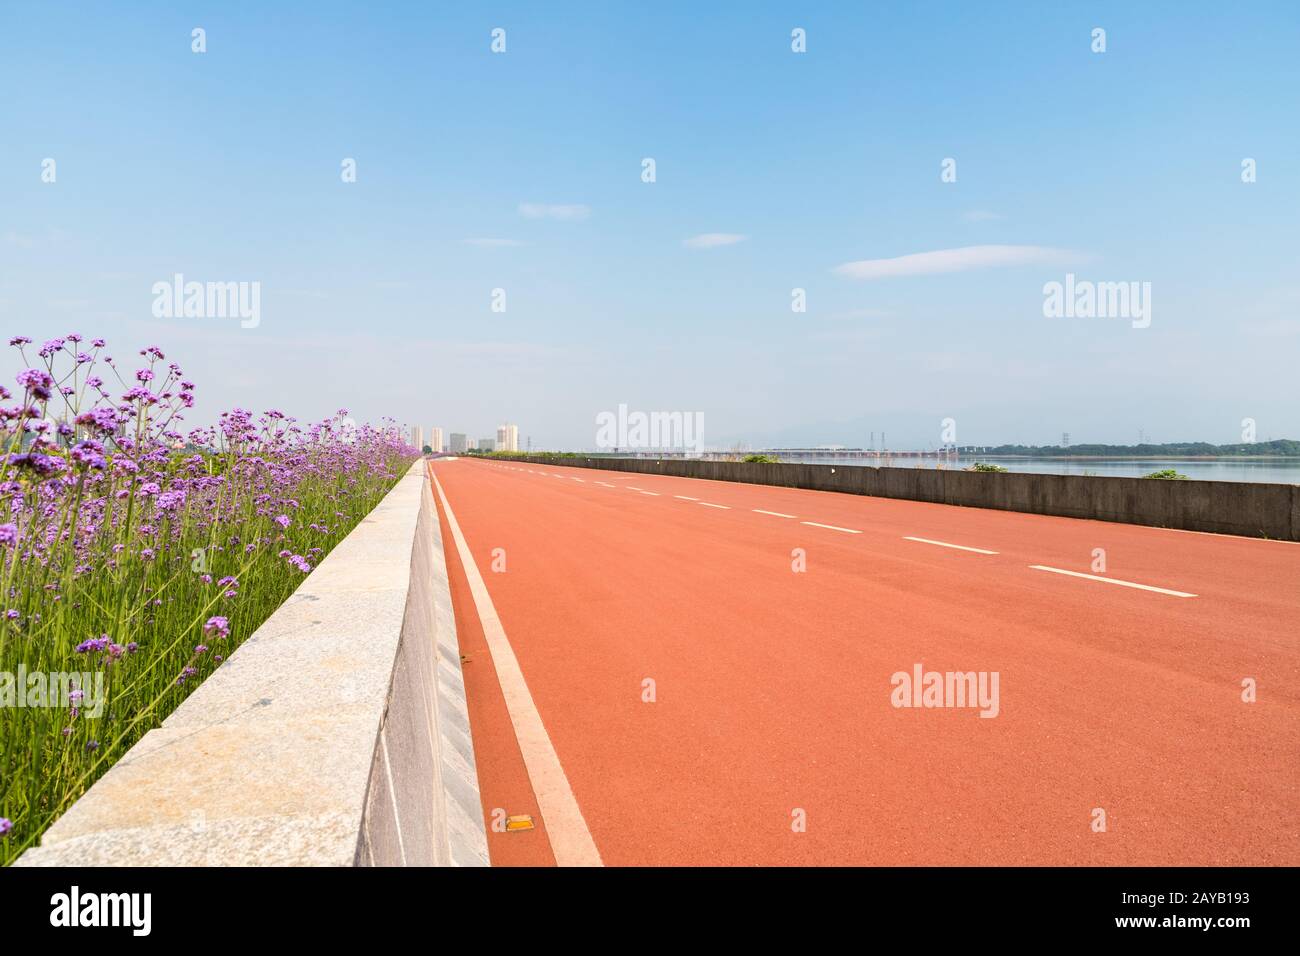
[
  {"left": 496, "top": 423, "right": 519, "bottom": 452},
  {"left": 410, "top": 424, "right": 423, "bottom": 451},
  {"left": 477, "top": 438, "right": 495, "bottom": 451},
  {"left": 449, "top": 433, "right": 468, "bottom": 454},
  {"left": 429, "top": 427, "right": 444, "bottom": 454}
]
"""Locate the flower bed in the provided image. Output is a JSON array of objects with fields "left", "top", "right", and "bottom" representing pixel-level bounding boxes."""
[{"left": 0, "top": 334, "right": 416, "bottom": 863}]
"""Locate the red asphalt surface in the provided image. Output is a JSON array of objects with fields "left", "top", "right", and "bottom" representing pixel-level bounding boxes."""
[{"left": 430, "top": 458, "right": 1300, "bottom": 866}]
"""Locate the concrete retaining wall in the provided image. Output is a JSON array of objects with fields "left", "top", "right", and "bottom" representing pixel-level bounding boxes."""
[
  {"left": 17, "top": 462, "right": 489, "bottom": 867},
  {"left": 494, "top": 455, "right": 1300, "bottom": 541}
]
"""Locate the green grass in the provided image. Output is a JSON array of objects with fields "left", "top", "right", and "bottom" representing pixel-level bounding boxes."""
[{"left": 1, "top": 430, "right": 413, "bottom": 864}]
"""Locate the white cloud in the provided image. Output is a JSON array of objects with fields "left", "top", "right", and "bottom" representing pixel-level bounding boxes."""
[
  {"left": 833, "top": 244, "right": 1078, "bottom": 280},
  {"left": 518, "top": 203, "right": 590, "bottom": 221},
  {"left": 682, "top": 233, "right": 748, "bottom": 249},
  {"left": 3, "top": 227, "right": 67, "bottom": 248},
  {"left": 460, "top": 238, "right": 524, "bottom": 247},
  {"left": 827, "top": 307, "right": 894, "bottom": 321}
]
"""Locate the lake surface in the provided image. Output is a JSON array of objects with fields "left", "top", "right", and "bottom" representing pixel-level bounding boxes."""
[{"left": 778, "top": 456, "right": 1300, "bottom": 484}]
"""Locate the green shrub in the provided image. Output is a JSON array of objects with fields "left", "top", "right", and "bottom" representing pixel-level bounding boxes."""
[{"left": 1142, "top": 468, "right": 1189, "bottom": 480}]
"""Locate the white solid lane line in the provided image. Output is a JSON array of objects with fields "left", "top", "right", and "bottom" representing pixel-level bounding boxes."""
[
  {"left": 754, "top": 509, "right": 797, "bottom": 518},
  {"left": 1029, "top": 565, "right": 1197, "bottom": 598},
  {"left": 638, "top": 491, "right": 660, "bottom": 496},
  {"left": 595, "top": 481, "right": 616, "bottom": 487},
  {"left": 698, "top": 502, "right": 730, "bottom": 509},
  {"left": 674, "top": 495, "right": 700, "bottom": 501},
  {"left": 802, "top": 521, "right": 862, "bottom": 534},
  {"left": 903, "top": 536, "right": 998, "bottom": 554},
  {"left": 431, "top": 473, "right": 603, "bottom": 867}
]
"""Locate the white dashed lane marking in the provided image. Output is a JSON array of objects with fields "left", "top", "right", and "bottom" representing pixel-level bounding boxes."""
[
  {"left": 473, "top": 465, "right": 1211, "bottom": 604},
  {"left": 801, "top": 521, "right": 861, "bottom": 534},
  {"left": 903, "top": 536, "right": 997, "bottom": 554},
  {"left": 1029, "top": 565, "right": 1197, "bottom": 598}
]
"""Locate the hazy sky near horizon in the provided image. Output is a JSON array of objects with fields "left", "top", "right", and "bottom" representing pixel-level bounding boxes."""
[{"left": 2, "top": 1, "right": 1298, "bottom": 450}]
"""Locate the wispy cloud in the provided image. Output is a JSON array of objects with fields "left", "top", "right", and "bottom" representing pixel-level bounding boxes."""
[
  {"left": 682, "top": 233, "right": 748, "bottom": 249},
  {"left": 962, "top": 210, "right": 1005, "bottom": 222},
  {"left": 3, "top": 227, "right": 67, "bottom": 248},
  {"left": 827, "top": 307, "right": 894, "bottom": 321},
  {"left": 833, "top": 244, "right": 1077, "bottom": 280},
  {"left": 518, "top": 203, "right": 590, "bottom": 221},
  {"left": 460, "top": 238, "right": 524, "bottom": 247},
  {"left": 3, "top": 230, "right": 37, "bottom": 249}
]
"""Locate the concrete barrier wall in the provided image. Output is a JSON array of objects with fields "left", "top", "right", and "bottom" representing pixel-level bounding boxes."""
[
  {"left": 492, "top": 455, "right": 1299, "bottom": 541},
  {"left": 18, "top": 462, "right": 489, "bottom": 867}
]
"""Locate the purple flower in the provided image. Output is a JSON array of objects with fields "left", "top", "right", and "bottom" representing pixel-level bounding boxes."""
[
  {"left": 0, "top": 818, "right": 12, "bottom": 836},
  {"left": 0, "top": 523, "right": 18, "bottom": 546},
  {"left": 273, "top": 514, "right": 290, "bottom": 529},
  {"left": 16, "top": 368, "right": 54, "bottom": 400},
  {"left": 204, "top": 616, "right": 230, "bottom": 638}
]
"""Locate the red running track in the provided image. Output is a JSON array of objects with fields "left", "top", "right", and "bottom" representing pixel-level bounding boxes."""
[{"left": 430, "top": 457, "right": 1299, "bottom": 866}]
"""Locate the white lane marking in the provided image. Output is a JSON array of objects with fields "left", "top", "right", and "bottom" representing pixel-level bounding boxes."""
[
  {"left": 626, "top": 486, "right": 644, "bottom": 491},
  {"left": 754, "top": 509, "right": 797, "bottom": 518},
  {"left": 674, "top": 495, "right": 700, "bottom": 501},
  {"left": 1029, "top": 565, "right": 1197, "bottom": 598},
  {"left": 698, "top": 502, "right": 730, "bottom": 509},
  {"left": 595, "top": 481, "right": 615, "bottom": 488},
  {"left": 432, "top": 473, "right": 603, "bottom": 867},
  {"left": 802, "top": 521, "right": 862, "bottom": 534},
  {"left": 903, "top": 536, "right": 997, "bottom": 554},
  {"left": 571, "top": 477, "right": 584, "bottom": 482},
  {"left": 638, "top": 491, "right": 660, "bottom": 496}
]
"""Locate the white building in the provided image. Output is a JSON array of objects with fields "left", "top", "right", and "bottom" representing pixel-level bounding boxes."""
[
  {"left": 429, "top": 427, "right": 444, "bottom": 454},
  {"left": 449, "top": 433, "right": 468, "bottom": 454},
  {"left": 410, "top": 424, "right": 423, "bottom": 451},
  {"left": 477, "top": 438, "right": 495, "bottom": 452},
  {"left": 496, "top": 423, "right": 519, "bottom": 452}
]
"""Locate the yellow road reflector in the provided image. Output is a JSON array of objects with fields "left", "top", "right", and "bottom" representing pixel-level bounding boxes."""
[{"left": 505, "top": 814, "right": 535, "bottom": 832}]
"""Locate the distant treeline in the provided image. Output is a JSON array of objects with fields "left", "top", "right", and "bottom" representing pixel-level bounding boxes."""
[{"left": 961, "top": 440, "right": 1300, "bottom": 457}]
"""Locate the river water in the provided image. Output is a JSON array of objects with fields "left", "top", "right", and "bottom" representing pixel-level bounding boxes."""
[{"left": 780, "top": 456, "right": 1300, "bottom": 484}]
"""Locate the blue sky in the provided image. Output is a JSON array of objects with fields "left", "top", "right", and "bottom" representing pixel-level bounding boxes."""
[{"left": 2, "top": 1, "right": 1298, "bottom": 449}]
